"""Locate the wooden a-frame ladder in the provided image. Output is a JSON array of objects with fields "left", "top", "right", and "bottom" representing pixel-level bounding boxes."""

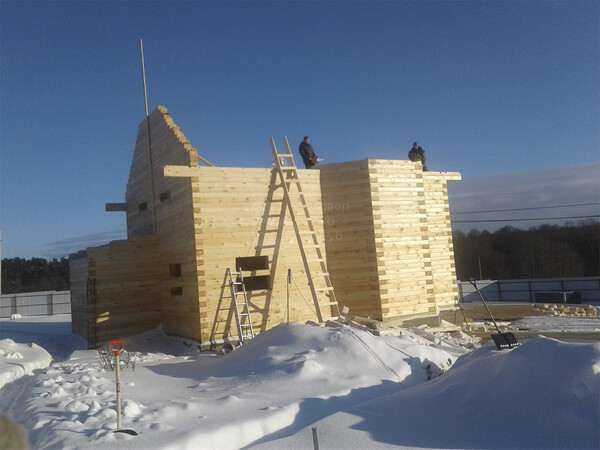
[{"left": 269, "top": 137, "right": 339, "bottom": 322}]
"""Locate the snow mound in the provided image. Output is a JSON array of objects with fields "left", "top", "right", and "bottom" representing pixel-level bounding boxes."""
[
  {"left": 2, "top": 317, "right": 598, "bottom": 449},
  {"left": 2, "top": 321, "right": 458, "bottom": 449},
  {"left": 0, "top": 339, "right": 52, "bottom": 389},
  {"left": 198, "top": 322, "right": 455, "bottom": 384},
  {"left": 262, "top": 335, "right": 600, "bottom": 449}
]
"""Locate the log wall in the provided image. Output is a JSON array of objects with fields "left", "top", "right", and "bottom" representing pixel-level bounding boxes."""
[
  {"left": 87, "top": 238, "right": 161, "bottom": 343},
  {"left": 368, "top": 160, "right": 435, "bottom": 318},
  {"left": 320, "top": 159, "right": 461, "bottom": 320},
  {"left": 319, "top": 160, "right": 382, "bottom": 318},
  {"left": 78, "top": 106, "right": 329, "bottom": 346},
  {"left": 186, "top": 165, "right": 329, "bottom": 345},
  {"left": 70, "top": 238, "right": 161, "bottom": 345},
  {"left": 69, "top": 253, "right": 89, "bottom": 340},
  {"left": 71, "top": 106, "right": 461, "bottom": 348},
  {"left": 423, "top": 171, "right": 461, "bottom": 309},
  {"left": 125, "top": 106, "right": 202, "bottom": 341},
  {"left": 125, "top": 106, "right": 199, "bottom": 239}
]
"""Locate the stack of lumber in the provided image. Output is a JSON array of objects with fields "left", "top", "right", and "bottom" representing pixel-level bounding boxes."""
[
  {"left": 465, "top": 317, "right": 600, "bottom": 342},
  {"left": 461, "top": 302, "right": 597, "bottom": 321},
  {"left": 532, "top": 303, "right": 597, "bottom": 317},
  {"left": 463, "top": 302, "right": 599, "bottom": 342}
]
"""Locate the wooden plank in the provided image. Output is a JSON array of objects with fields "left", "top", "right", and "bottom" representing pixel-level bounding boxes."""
[
  {"left": 235, "top": 255, "right": 269, "bottom": 271},
  {"left": 105, "top": 203, "right": 127, "bottom": 212}
]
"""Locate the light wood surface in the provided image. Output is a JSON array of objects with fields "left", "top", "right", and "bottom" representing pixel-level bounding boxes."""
[{"left": 70, "top": 106, "right": 462, "bottom": 348}]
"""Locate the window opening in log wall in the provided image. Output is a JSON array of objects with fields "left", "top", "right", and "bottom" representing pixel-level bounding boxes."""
[
  {"left": 170, "top": 287, "right": 183, "bottom": 297},
  {"left": 169, "top": 263, "right": 182, "bottom": 278},
  {"left": 159, "top": 190, "right": 171, "bottom": 202}
]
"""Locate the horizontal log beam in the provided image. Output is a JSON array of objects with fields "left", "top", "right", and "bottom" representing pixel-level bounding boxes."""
[{"left": 105, "top": 203, "right": 127, "bottom": 212}]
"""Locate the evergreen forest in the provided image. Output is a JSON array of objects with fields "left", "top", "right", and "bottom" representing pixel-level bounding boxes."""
[
  {"left": 1, "top": 257, "right": 70, "bottom": 294},
  {"left": 453, "top": 221, "right": 599, "bottom": 281}
]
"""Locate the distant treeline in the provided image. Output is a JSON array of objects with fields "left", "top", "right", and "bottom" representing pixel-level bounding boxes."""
[
  {"left": 1, "top": 257, "right": 70, "bottom": 294},
  {"left": 453, "top": 220, "right": 599, "bottom": 281},
  {"left": 1, "top": 221, "right": 598, "bottom": 293}
]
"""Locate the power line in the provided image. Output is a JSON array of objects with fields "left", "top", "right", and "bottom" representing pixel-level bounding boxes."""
[
  {"left": 453, "top": 214, "right": 600, "bottom": 224},
  {"left": 452, "top": 202, "right": 600, "bottom": 215}
]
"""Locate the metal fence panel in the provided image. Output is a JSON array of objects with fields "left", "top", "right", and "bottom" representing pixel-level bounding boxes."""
[
  {"left": 458, "top": 277, "right": 600, "bottom": 305},
  {"left": 0, "top": 290, "right": 71, "bottom": 318}
]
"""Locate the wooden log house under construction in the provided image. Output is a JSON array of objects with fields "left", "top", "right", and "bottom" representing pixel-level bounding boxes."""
[{"left": 70, "top": 106, "right": 461, "bottom": 348}]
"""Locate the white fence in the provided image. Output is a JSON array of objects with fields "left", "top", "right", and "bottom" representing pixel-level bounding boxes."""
[
  {"left": 458, "top": 277, "right": 600, "bottom": 305},
  {"left": 0, "top": 290, "right": 71, "bottom": 318}
]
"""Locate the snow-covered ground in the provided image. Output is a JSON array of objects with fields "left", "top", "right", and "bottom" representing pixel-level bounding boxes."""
[
  {"left": 0, "top": 338, "right": 52, "bottom": 391},
  {"left": 0, "top": 314, "right": 598, "bottom": 449}
]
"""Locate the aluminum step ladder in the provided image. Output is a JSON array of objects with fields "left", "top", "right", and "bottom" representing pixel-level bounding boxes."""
[
  {"left": 269, "top": 136, "right": 339, "bottom": 322},
  {"left": 227, "top": 268, "right": 255, "bottom": 345}
]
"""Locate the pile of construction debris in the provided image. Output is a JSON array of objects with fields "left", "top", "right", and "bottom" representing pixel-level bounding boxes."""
[
  {"left": 460, "top": 302, "right": 597, "bottom": 321},
  {"left": 321, "top": 303, "right": 600, "bottom": 348},
  {"left": 318, "top": 306, "right": 478, "bottom": 356},
  {"left": 461, "top": 302, "right": 599, "bottom": 342}
]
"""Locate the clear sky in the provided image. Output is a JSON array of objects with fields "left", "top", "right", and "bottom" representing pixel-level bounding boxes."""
[{"left": 1, "top": 1, "right": 598, "bottom": 259}]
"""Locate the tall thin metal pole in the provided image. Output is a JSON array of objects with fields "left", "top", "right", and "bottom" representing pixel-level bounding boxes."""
[
  {"left": 140, "top": 40, "right": 149, "bottom": 117},
  {"left": 140, "top": 39, "right": 157, "bottom": 234}
]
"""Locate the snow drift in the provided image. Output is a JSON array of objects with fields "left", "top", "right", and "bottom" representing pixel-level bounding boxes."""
[
  {"left": 0, "top": 316, "right": 598, "bottom": 449},
  {"left": 0, "top": 338, "right": 51, "bottom": 389}
]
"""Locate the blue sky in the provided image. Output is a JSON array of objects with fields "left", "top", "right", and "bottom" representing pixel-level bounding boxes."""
[{"left": 1, "top": 1, "right": 598, "bottom": 259}]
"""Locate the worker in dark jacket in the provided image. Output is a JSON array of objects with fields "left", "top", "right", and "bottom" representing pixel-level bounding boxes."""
[
  {"left": 299, "top": 136, "right": 318, "bottom": 169},
  {"left": 408, "top": 141, "right": 428, "bottom": 171}
]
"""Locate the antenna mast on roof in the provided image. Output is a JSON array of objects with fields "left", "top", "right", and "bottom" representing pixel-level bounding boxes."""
[
  {"left": 140, "top": 39, "right": 157, "bottom": 235},
  {"left": 140, "top": 39, "right": 149, "bottom": 117}
]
